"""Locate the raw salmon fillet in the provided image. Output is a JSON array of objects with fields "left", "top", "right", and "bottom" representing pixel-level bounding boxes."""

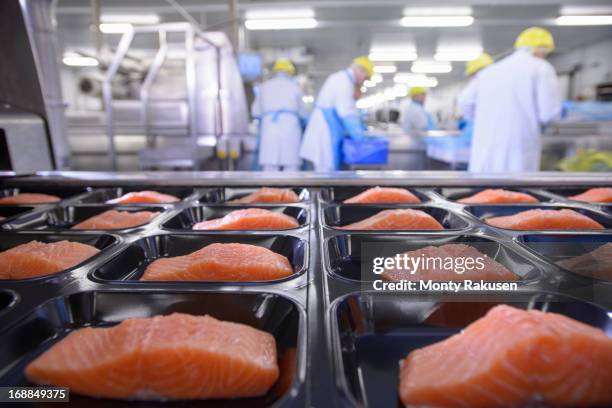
[
  {"left": 72, "top": 210, "right": 159, "bottom": 230},
  {"left": 106, "top": 190, "right": 179, "bottom": 204},
  {"left": 457, "top": 188, "right": 538, "bottom": 204},
  {"left": 142, "top": 243, "right": 293, "bottom": 281},
  {"left": 557, "top": 243, "right": 612, "bottom": 281},
  {"left": 382, "top": 244, "right": 518, "bottom": 282},
  {"left": 399, "top": 305, "right": 612, "bottom": 407},
  {"left": 0, "top": 240, "right": 99, "bottom": 279},
  {"left": 229, "top": 188, "right": 299, "bottom": 204},
  {"left": 486, "top": 209, "right": 604, "bottom": 230},
  {"left": 193, "top": 208, "right": 299, "bottom": 230},
  {"left": 26, "top": 313, "right": 279, "bottom": 400},
  {"left": 343, "top": 187, "right": 421, "bottom": 204},
  {"left": 0, "top": 193, "right": 60, "bottom": 204},
  {"left": 338, "top": 209, "right": 443, "bottom": 230},
  {"left": 569, "top": 187, "right": 612, "bottom": 203}
]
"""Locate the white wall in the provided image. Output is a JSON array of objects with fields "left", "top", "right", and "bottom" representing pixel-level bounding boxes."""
[{"left": 549, "top": 37, "right": 612, "bottom": 99}]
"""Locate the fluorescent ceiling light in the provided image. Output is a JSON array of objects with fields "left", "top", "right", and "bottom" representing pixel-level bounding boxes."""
[
  {"left": 373, "top": 65, "right": 397, "bottom": 73},
  {"left": 392, "top": 84, "right": 408, "bottom": 97},
  {"left": 99, "top": 23, "right": 133, "bottom": 34},
  {"left": 245, "top": 8, "right": 315, "bottom": 19},
  {"left": 556, "top": 15, "right": 612, "bottom": 26},
  {"left": 364, "top": 80, "right": 376, "bottom": 88},
  {"left": 434, "top": 49, "right": 482, "bottom": 61},
  {"left": 302, "top": 95, "right": 314, "bottom": 104},
  {"left": 371, "top": 74, "right": 383, "bottom": 83},
  {"left": 62, "top": 53, "right": 99, "bottom": 67},
  {"left": 393, "top": 73, "right": 438, "bottom": 87},
  {"left": 368, "top": 51, "right": 417, "bottom": 62},
  {"left": 411, "top": 61, "right": 452, "bottom": 74},
  {"left": 100, "top": 14, "right": 159, "bottom": 24},
  {"left": 400, "top": 16, "right": 474, "bottom": 27},
  {"left": 360, "top": 86, "right": 367, "bottom": 93},
  {"left": 403, "top": 7, "right": 472, "bottom": 16},
  {"left": 245, "top": 18, "right": 317, "bottom": 30}
]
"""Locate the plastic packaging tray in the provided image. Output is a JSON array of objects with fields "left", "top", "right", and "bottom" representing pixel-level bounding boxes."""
[{"left": 0, "top": 179, "right": 610, "bottom": 408}]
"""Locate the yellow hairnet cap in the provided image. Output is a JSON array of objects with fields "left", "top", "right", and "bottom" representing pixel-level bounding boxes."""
[
  {"left": 514, "top": 27, "right": 555, "bottom": 52},
  {"left": 409, "top": 87, "right": 427, "bottom": 97},
  {"left": 273, "top": 58, "right": 296, "bottom": 75},
  {"left": 353, "top": 55, "right": 374, "bottom": 78},
  {"left": 465, "top": 53, "right": 494, "bottom": 76}
]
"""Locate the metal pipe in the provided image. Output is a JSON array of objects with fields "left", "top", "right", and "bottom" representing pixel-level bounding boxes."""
[
  {"left": 164, "top": 0, "right": 202, "bottom": 29},
  {"left": 90, "top": 0, "right": 102, "bottom": 55},
  {"left": 184, "top": 26, "right": 199, "bottom": 170},
  {"left": 140, "top": 30, "right": 168, "bottom": 149},
  {"left": 228, "top": 0, "right": 239, "bottom": 52},
  {"left": 103, "top": 27, "right": 134, "bottom": 170}
]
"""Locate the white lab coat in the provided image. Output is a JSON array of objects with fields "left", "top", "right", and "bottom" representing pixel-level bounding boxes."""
[
  {"left": 458, "top": 49, "right": 561, "bottom": 172},
  {"left": 251, "top": 73, "right": 306, "bottom": 167},
  {"left": 300, "top": 69, "right": 357, "bottom": 171},
  {"left": 400, "top": 99, "right": 428, "bottom": 134}
]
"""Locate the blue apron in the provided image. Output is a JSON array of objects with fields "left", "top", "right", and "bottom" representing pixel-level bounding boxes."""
[
  {"left": 252, "top": 109, "right": 301, "bottom": 170},
  {"left": 312, "top": 69, "right": 357, "bottom": 171}
]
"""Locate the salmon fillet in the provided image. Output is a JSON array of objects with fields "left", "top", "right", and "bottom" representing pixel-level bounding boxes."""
[
  {"left": 142, "top": 243, "right": 293, "bottom": 281},
  {"left": 229, "top": 188, "right": 299, "bottom": 204},
  {"left": 343, "top": 187, "right": 421, "bottom": 204},
  {"left": 457, "top": 189, "right": 538, "bottom": 204},
  {"left": 106, "top": 191, "right": 179, "bottom": 204},
  {"left": 569, "top": 187, "right": 612, "bottom": 203},
  {"left": 193, "top": 208, "right": 299, "bottom": 230},
  {"left": 399, "top": 304, "right": 612, "bottom": 407},
  {"left": 486, "top": 209, "right": 604, "bottom": 230},
  {"left": 0, "top": 193, "right": 60, "bottom": 204},
  {"left": 557, "top": 243, "right": 612, "bottom": 281},
  {"left": 382, "top": 244, "right": 518, "bottom": 282},
  {"left": 72, "top": 210, "right": 159, "bottom": 230},
  {"left": 338, "top": 209, "right": 443, "bottom": 230},
  {"left": 0, "top": 240, "right": 99, "bottom": 279},
  {"left": 26, "top": 313, "right": 279, "bottom": 400}
]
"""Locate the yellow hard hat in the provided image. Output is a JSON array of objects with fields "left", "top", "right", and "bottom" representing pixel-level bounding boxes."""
[
  {"left": 465, "top": 53, "right": 494, "bottom": 77},
  {"left": 273, "top": 58, "right": 296, "bottom": 75},
  {"left": 514, "top": 27, "right": 555, "bottom": 52},
  {"left": 353, "top": 55, "right": 374, "bottom": 78},
  {"left": 409, "top": 87, "right": 427, "bottom": 97}
]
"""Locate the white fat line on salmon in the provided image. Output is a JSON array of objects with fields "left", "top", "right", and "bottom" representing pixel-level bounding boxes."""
[
  {"left": 372, "top": 254, "right": 486, "bottom": 275},
  {"left": 372, "top": 280, "right": 519, "bottom": 292}
]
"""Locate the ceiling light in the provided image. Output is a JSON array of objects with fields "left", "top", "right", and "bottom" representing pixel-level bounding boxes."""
[
  {"left": 62, "top": 53, "right": 99, "bottom": 67},
  {"left": 245, "top": 18, "right": 317, "bottom": 30},
  {"left": 434, "top": 49, "right": 482, "bottom": 61},
  {"left": 302, "top": 95, "right": 314, "bottom": 104},
  {"left": 364, "top": 80, "right": 376, "bottom": 88},
  {"left": 371, "top": 74, "right": 383, "bottom": 83},
  {"left": 368, "top": 51, "right": 418, "bottom": 62},
  {"left": 100, "top": 14, "right": 160, "bottom": 24},
  {"left": 403, "top": 7, "right": 472, "bottom": 16},
  {"left": 400, "top": 16, "right": 474, "bottom": 27},
  {"left": 556, "top": 15, "right": 612, "bottom": 26},
  {"left": 245, "top": 8, "right": 315, "bottom": 19},
  {"left": 392, "top": 84, "right": 408, "bottom": 97},
  {"left": 99, "top": 23, "right": 133, "bottom": 34},
  {"left": 393, "top": 73, "right": 438, "bottom": 87},
  {"left": 373, "top": 65, "right": 397, "bottom": 73},
  {"left": 411, "top": 61, "right": 452, "bottom": 74}
]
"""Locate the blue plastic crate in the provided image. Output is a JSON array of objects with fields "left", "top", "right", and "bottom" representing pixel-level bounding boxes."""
[{"left": 343, "top": 136, "right": 389, "bottom": 165}]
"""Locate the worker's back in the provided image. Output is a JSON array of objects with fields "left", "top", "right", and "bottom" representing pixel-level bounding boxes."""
[
  {"left": 470, "top": 49, "right": 560, "bottom": 172},
  {"left": 255, "top": 74, "right": 303, "bottom": 115}
]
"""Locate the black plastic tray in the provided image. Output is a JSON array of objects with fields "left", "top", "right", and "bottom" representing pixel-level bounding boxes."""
[
  {"left": 329, "top": 292, "right": 612, "bottom": 407},
  {"left": 0, "top": 186, "right": 92, "bottom": 204},
  {"left": 92, "top": 233, "right": 308, "bottom": 285},
  {"left": 1, "top": 205, "right": 168, "bottom": 232},
  {"left": 437, "top": 186, "right": 553, "bottom": 203},
  {"left": 163, "top": 205, "right": 309, "bottom": 231},
  {"left": 200, "top": 188, "right": 310, "bottom": 204},
  {"left": 0, "top": 291, "right": 306, "bottom": 408}
]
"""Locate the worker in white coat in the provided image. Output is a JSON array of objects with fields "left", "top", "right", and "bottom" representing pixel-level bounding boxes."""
[
  {"left": 458, "top": 27, "right": 561, "bottom": 172},
  {"left": 299, "top": 56, "right": 373, "bottom": 171},
  {"left": 252, "top": 58, "right": 307, "bottom": 171},
  {"left": 401, "top": 87, "right": 434, "bottom": 134}
]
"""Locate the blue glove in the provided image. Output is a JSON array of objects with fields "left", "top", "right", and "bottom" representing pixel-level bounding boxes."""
[{"left": 341, "top": 114, "right": 366, "bottom": 141}]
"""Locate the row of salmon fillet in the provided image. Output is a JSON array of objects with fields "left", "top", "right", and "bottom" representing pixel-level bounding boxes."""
[
  {"left": 2, "top": 186, "right": 612, "bottom": 205},
  {"left": 22, "top": 304, "right": 612, "bottom": 406}
]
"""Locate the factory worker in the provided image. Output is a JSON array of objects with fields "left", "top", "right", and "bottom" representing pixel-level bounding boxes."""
[
  {"left": 299, "top": 56, "right": 373, "bottom": 171},
  {"left": 401, "top": 87, "right": 434, "bottom": 134},
  {"left": 251, "top": 58, "right": 307, "bottom": 171},
  {"left": 456, "top": 53, "right": 494, "bottom": 142},
  {"left": 459, "top": 27, "right": 561, "bottom": 172}
]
